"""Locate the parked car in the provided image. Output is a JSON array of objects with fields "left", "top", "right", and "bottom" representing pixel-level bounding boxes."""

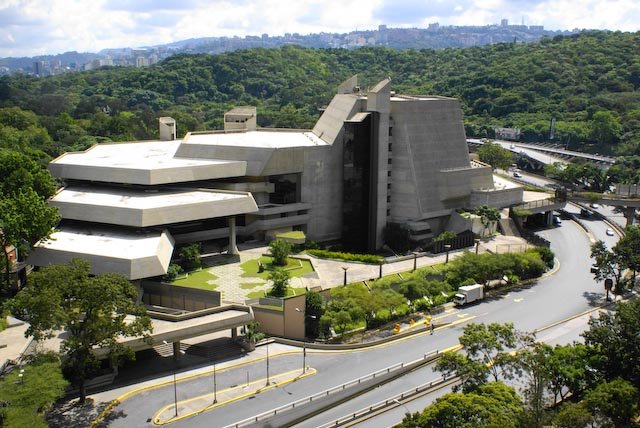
[
  {"left": 606, "top": 228, "right": 615, "bottom": 236},
  {"left": 590, "top": 264, "right": 600, "bottom": 274},
  {"left": 513, "top": 171, "right": 522, "bottom": 178},
  {"left": 553, "top": 215, "right": 562, "bottom": 226},
  {"left": 590, "top": 203, "right": 600, "bottom": 209}
]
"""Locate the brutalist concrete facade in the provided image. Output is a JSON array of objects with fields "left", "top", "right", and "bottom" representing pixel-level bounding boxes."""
[{"left": 32, "top": 77, "right": 522, "bottom": 278}]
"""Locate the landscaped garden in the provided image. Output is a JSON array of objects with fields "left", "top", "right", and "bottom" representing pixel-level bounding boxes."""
[{"left": 317, "top": 247, "right": 555, "bottom": 341}]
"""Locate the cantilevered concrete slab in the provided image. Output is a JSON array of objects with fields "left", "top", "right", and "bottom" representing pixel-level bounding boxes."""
[
  {"left": 51, "top": 187, "right": 258, "bottom": 227},
  {"left": 175, "top": 130, "right": 328, "bottom": 176},
  {"left": 49, "top": 141, "right": 246, "bottom": 185},
  {"left": 28, "top": 227, "right": 174, "bottom": 280}
]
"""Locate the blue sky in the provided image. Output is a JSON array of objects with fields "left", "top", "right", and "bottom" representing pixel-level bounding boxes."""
[{"left": 1, "top": 0, "right": 639, "bottom": 57}]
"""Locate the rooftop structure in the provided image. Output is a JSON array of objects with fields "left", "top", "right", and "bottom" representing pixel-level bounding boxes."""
[{"left": 30, "top": 76, "right": 523, "bottom": 279}]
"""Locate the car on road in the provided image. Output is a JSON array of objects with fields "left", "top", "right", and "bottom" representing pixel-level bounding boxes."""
[
  {"left": 606, "top": 228, "right": 615, "bottom": 236},
  {"left": 590, "top": 203, "right": 600, "bottom": 209},
  {"left": 513, "top": 171, "right": 522, "bottom": 178},
  {"left": 580, "top": 209, "right": 593, "bottom": 218},
  {"left": 590, "top": 264, "right": 600, "bottom": 274}
]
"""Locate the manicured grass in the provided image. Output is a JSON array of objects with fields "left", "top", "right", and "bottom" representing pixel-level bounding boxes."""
[
  {"left": 170, "top": 269, "right": 218, "bottom": 290},
  {"left": 240, "top": 256, "right": 314, "bottom": 279},
  {"left": 240, "top": 282, "right": 265, "bottom": 290},
  {"left": 247, "top": 290, "right": 267, "bottom": 299}
]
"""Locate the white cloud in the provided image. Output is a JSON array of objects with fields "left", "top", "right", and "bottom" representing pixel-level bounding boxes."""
[{"left": 0, "top": 0, "right": 638, "bottom": 57}]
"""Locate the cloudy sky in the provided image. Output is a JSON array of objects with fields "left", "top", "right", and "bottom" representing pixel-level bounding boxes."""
[{"left": 1, "top": 0, "right": 639, "bottom": 57}]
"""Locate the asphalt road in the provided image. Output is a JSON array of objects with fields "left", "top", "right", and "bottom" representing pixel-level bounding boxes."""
[{"left": 106, "top": 211, "right": 617, "bottom": 428}]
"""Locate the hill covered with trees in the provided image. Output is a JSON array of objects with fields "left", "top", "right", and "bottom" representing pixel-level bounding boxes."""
[{"left": 1, "top": 30, "right": 639, "bottom": 163}]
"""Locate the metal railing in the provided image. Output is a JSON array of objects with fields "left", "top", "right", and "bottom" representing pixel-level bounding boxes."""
[
  {"left": 222, "top": 350, "right": 441, "bottom": 428},
  {"left": 316, "top": 374, "right": 459, "bottom": 428}
]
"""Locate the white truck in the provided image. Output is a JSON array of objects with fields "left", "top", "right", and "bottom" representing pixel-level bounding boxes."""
[{"left": 453, "top": 284, "right": 484, "bottom": 306}]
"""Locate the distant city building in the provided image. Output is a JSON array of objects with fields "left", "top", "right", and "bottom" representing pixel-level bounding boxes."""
[
  {"left": 30, "top": 77, "right": 523, "bottom": 279},
  {"left": 501, "top": 18, "right": 509, "bottom": 27}
]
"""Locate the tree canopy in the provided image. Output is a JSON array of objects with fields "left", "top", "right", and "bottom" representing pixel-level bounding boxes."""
[{"left": 8, "top": 259, "right": 152, "bottom": 402}]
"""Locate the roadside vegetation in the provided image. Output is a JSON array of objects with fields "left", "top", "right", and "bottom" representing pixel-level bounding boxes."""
[
  {"left": 399, "top": 299, "right": 640, "bottom": 427},
  {"left": 319, "top": 248, "right": 554, "bottom": 340}
]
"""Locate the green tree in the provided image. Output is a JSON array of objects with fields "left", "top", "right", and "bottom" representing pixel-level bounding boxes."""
[
  {"left": 581, "top": 299, "right": 640, "bottom": 386},
  {"left": 269, "top": 239, "right": 291, "bottom": 266},
  {"left": 0, "top": 189, "right": 59, "bottom": 291},
  {"left": 178, "top": 243, "right": 201, "bottom": 271},
  {"left": 476, "top": 141, "right": 514, "bottom": 170},
  {"left": 590, "top": 240, "right": 625, "bottom": 294},
  {"left": 583, "top": 379, "right": 638, "bottom": 427},
  {"left": 268, "top": 267, "right": 290, "bottom": 297},
  {"left": 304, "top": 290, "right": 324, "bottom": 338},
  {"left": 590, "top": 110, "right": 621, "bottom": 145},
  {"left": 0, "top": 356, "right": 68, "bottom": 428},
  {"left": 435, "top": 323, "right": 527, "bottom": 392},
  {"left": 552, "top": 402, "right": 593, "bottom": 428},
  {"left": 474, "top": 205, "right": 501, "bottom": 237},
  {"left": 0, "top": 149, "right": 59, "bottom": 290},
  {"left": 398, "top": 382, "right": 523, "bottom": 428},
  {"left": 8, "top": 259, "right": 152, "bottom": 402}
]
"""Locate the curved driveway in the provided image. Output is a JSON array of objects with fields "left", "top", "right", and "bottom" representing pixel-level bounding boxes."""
[{"left": 105, "top": 209, "right": 616, "bottom": 428}]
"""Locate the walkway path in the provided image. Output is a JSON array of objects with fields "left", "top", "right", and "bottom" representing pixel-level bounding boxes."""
[{"left": 203, "top": 234, "right": 530, "bottom": 303}]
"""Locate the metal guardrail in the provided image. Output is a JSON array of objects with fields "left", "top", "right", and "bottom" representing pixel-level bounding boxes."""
[
  {"left": 316, "top": 374, "right": 458, "bottom": 428},
  {"left": 222, "top": 350, "right": 441, "bottom": 428}
]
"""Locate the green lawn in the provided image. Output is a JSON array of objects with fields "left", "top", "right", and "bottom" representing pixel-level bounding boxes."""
[
  {"left": 170, "top": 269, "right": 219, "bottom": 291},
  {"left": 240, "top": 256, "right": 314, "bottom": 279},
  {"left": 240, "top": 282, "right": 265, "bottom": 289}
]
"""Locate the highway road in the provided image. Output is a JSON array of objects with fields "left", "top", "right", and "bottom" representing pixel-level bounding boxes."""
[{"left": 105, "top": 207, "right": 619, "bottom": 428}]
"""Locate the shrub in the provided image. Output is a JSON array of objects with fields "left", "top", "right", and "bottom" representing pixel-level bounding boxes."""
[
  {"left": 306, "top": 249, "right": 383, "bottom": 263},
  {"left": 179, "top": 243, "right": 201, "bottom": 271},
  {"left": 164, "top": 263, "right": 184, "bottom": 281},
  {"left": 530, "top": 246, "right": 555, "bottom": 269},
  {"left": 269, "top": 239, "right": 292, "bottom": 266},
  {"left": 267, "top": 268, "right": 290, "bottom": 297},
  {"left": 433, "top": 231, "right": 457, "bottom": 242}
]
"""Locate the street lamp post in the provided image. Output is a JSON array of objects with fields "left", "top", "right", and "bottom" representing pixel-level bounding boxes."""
[
  {"left": 412, "top": 252, "right": 418, "bottom": 271},
  {"left": 265, "top": 342, "right": 270, "bottom": 386},
  {"left": 342, "top": 266, "right": 349, "bottom": 286},
  {"left": 475, "top": 239, "right": 480, "bottom": 254},
  {"left": 212, "top": 361, "right": 217, "bottom": 404},
  {"left": 302, "top": 342, "right": 307, "bottom": 373},
  {"left": 172, "top": 369, "right": 178, "bottom": 417},
  {"left": 444, "top": 244, "right": 452, "bottom": 264},
  {"left": 379, "top": 261, "right": 383, "bottom": 279}
]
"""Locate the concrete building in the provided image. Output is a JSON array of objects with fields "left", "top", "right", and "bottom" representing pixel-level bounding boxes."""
[{"left": 29, "top": 77, "right": 522, "bottom": 279}]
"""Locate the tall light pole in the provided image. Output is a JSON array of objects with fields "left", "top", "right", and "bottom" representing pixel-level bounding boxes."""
[
  {"left": 265, "top": 342, "right": 270, "bottom": 386},
  {"left": 173, "top": 369, "right": 178, "bottom": 417},
  {"left": 379, "top": 260, "right": 383, "bottom": 279},
  {"left": 302, "top": 342, "right": 307, "bottom": 374},
  {"left": 412, "top": 251, "right": 418, "bottom": 271},
  {"left": 444, "top": 244, "right": 452, "bottom": 264},
  {"left": 475, "top": 239, "right": 480, "bottom": 254},
  {"left": 342, "top": 266, "right": 349, "bottom": 286},
  {"left": 212, "top": 360, "right": 217, "bottom": 404}
]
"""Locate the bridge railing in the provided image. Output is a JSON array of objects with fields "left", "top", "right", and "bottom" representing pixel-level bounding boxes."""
[{"left": 222, "top": 350, "right": 441, "bottom": 428}]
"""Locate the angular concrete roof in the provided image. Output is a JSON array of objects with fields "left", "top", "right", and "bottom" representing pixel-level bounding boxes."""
[
  {"left": 175, "top": 130, "right": 327, "bottom": 176},
  {"left": 28, "top": 227, "right": 174, "bottom": 280},
  {"left": 49, "top": 141, "right": 246, "bottom": 185},
  {"left": 50, "top": 187, "right": 258, "bottom": 227},
  {"left": 180, "top": 130, "right": 326, "bottom": 149}
]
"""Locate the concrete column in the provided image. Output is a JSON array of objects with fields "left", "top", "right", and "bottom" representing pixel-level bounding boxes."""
[
  {"left": 231, "top": 327, "right": 237, "bottom": 339},
  {"left": 546, "top": 211, "right": 553, "bottom": 226},
  {"left": 173, "top": 341, "right": 181, "bottom": 361},
  {"left": 622, "top": 206, "right": 635, "bottom": 228},
  {"left": 228, "top": 217, "right": 239, "bottom": 255}
]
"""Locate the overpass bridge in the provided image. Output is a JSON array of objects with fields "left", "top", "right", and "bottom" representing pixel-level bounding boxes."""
[{"left": 468, "top": 139, "right": 616, "bottom": 170}]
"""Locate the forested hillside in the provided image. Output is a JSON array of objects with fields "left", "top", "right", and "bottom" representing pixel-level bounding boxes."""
[{"left": 1, "top": 30, "right": 639, "bottom": 163}]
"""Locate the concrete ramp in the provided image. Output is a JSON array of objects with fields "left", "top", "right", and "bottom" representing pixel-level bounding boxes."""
[{"left": 499, "top": 218, "right": 521, "bottom": 237}]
